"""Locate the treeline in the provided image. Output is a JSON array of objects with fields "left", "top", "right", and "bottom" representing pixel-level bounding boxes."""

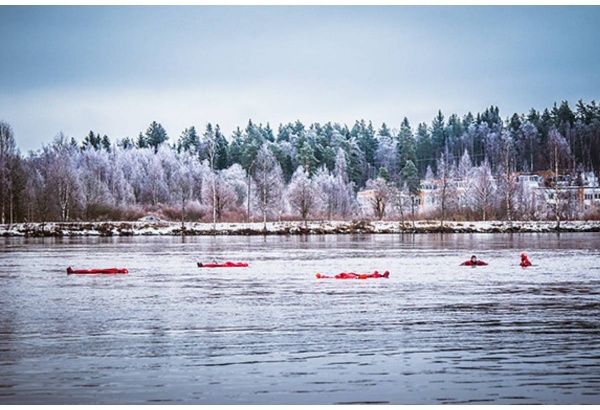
[{"left": 0, "top": 99, "right": 599, "bottom": 224}]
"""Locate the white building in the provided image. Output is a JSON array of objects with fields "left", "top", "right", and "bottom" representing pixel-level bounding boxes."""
[{"left": 356, "top": 171, "right": 600, "bottom": 219}]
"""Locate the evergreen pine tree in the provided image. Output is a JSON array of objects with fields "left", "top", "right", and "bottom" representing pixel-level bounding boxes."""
[{"left": 145, "top": 121, "right": 168, "bottom": 153}]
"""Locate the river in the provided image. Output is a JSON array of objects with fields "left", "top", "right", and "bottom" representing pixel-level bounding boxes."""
[{"left": 1, "top": 233, "right": 599, "bottom": 404}]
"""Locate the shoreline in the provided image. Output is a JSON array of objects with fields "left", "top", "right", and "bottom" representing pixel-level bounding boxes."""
[{"left": 2, "top": 220, "right": 600, "bottom": 237}]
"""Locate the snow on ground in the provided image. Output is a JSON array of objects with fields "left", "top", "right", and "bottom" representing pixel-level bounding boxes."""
[{"left": 1, "top": 220, "right": 600, "bottom": 237}]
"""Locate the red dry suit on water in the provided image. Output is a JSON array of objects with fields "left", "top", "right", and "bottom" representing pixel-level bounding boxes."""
[
  {"left": 197, "top": 261, "right": 248, "bottom": 268},
  {"left": 520, "top": 253, "right": 532, "bottom": 267},
  {"left": 67, "top": 267, "right": 128, "bottom": 274},
  {"left": 316, "top": 271, "right": 390, "bottom": 279},
  {"left": 460, "top": 260, "right": 488, "bottom": 266}
]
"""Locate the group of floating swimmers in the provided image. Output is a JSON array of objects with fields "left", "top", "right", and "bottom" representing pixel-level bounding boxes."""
[
  {"left": 67, "top": 254, "right": 534, "bottom": 277},
  {"left": 461, "top": 253, "right": 532, "bottom": 267}
]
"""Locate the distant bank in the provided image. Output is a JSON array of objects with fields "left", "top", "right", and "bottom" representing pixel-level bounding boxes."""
[{"left": 2, "top": 220, "right": 600, "bottom": 237}]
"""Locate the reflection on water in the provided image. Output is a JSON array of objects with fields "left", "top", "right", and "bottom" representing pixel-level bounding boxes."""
[{"left": 1, "top": 233, "right": 600, "bottom": 404}]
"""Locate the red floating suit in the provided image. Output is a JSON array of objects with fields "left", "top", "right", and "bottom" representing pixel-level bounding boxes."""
[
  {"left": 67, "top": 267, "right": 128, "bottom": 274},
  {"left": 460, "top": 260, "right": 488, "bottom": 266},
  {"left": 520, "top": 253, "right": 532, "bottom": 267},
  {"left": 316, "top": 271, "right": 390, "bottom": 279},
  {"left": 197, "top": 261, "right": 249, "bottom": 268}
]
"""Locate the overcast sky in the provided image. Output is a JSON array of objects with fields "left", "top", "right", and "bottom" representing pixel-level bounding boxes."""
[{"left": 1, "top": 5, "right": 599, "bottom": 152}]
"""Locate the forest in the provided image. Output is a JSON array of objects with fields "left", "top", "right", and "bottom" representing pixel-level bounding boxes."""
[{"left": 1, "top": 99, "right": 600, "bottom": 225}]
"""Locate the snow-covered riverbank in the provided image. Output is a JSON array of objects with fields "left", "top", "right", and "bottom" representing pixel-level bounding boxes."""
[{"left": 2, "top": 220, "right": 600, "bottom": 237}]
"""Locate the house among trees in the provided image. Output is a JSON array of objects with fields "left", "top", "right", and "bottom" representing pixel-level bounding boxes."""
[{"left": 358, "top": 171, "right": 600, "bottom": 221}]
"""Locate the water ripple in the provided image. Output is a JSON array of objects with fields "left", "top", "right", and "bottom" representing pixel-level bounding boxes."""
[{"left": 1, "top": 233, "right": 600, "bottom": 404}]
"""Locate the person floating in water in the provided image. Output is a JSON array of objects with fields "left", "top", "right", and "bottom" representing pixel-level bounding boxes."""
[
  {"left": 520, "top": 253, "right": 532, "bottom": 267},
  {"left": 460, "top": 255, "right": 488, "bottom": 266},
  {"left": 316, "top": 271, "right": 390, "bottom": 279}
]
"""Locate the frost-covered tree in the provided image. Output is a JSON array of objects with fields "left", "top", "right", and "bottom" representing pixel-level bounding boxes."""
[
  {"left": 483, "top": 127, "right": 504, "bottom": 172},
  {"left": 548, "top": 127, "right": 572, "bottom": 176},
  {"left": 496, "top": 129, "right": 518, "bottom": 221},
  {"left": 547, "top": 127, "right": 573, "bottom": 227},
  {"left": 47, "top": 133, "right": 83, "bottom": 221},
  {"left": 472, "top": 160, "right": 497, "bottom": 221},
  {"left": 221, "top": 164, "right": 248, "bottom": 209},
  {"left": 514, "top": 178, "right": 539, "bottom": 220},
  {"left": 365, "top": 177, "right": 392, "bottom": 220},
  {"left": 253, "top": 144, "right": 285, "bottom": 227},
  {"left": 106, "top": 146, "right": 136, "bottom": 207},
  {"left": 473, "top": 122, "right": 492, "bottom": 167},
  {"left": 203, "top": 123, "right": 219, "bottom": 226},
  {"left": 460, "top": 123, "right": 477, "bottom": 164},
  {"left": 400, "top": 159, "right": 420, "bottom": 226},
  {"left": 230, "top": 121, "right": 264, "bottom": 219},
  {"left": 171, "top": 152, "right": 195, "bottom": 226},
  {"left": 393, "top": 182, "right": 409, "bottom": 226},
  {"left": 119, "top": 146, "right": 148, "bottom": 204},
  {"left": 78, "top": 148, "right": 111, "bottom": 219},
  {"left": 375, "top": 128, "right": 398, "bottom": 179},
  {"left": 332, "top": 148, "right": 355, "bottom": 218},
  {"left": 288, "top": 167, "right": 317, "bottom": 223},
  {"left": 455, "top": 149, "right": 474, "bottom": 216},
  {"left": 0, "top": 121, "right": 18, "bottom": 224},
  {"left": 143, "top": 149, "right": 169, "bottom": 206},
  {"left": 202, "top": 167, "right": 240, "bottom": 224},
  {"left": 157, "top": 142, "right": 180, "bottom": 200},
  {"left": 514, "top": 120, "right": 540, "bottom": 172},
  {"left": 457, "top": 149, "right": 473, "bottom": 181},
  {"left": 21, "top": 162, "right": 44, "bottom": 222},
  {"left": 313, "top": 166, "right": 336, "bottom": 220},
  {"left": 435, "top": 149, "right": 454, "bottom": 227}
]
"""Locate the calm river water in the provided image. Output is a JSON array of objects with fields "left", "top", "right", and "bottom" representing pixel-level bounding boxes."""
[{"left": 1, "top": 233, "right": 600, "bottom": 404}]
